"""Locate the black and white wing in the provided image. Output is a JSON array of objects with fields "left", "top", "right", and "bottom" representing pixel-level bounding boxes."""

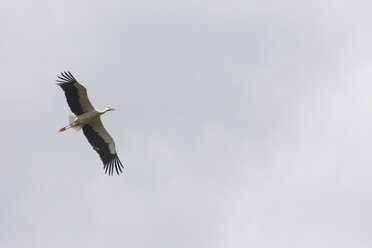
[
  {"left": 56, "top": 71, "right": 95, "bottom": 115},
  {"left": 82, "top": 117, "right": 124, "bottom": 175}
]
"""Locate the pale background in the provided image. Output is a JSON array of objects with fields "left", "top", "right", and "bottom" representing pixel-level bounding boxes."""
[{"left": 1, "top": 0, "right": 372, "bottom": 247}]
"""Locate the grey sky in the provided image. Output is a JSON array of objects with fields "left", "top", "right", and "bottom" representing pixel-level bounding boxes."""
[{"left": 1, "top": 0, "right": 372, "bottom": 247}]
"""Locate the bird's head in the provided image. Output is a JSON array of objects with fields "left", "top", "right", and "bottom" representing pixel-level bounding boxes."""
[{"left": 105, "top": 107, "right": 116, "bottom": 112}]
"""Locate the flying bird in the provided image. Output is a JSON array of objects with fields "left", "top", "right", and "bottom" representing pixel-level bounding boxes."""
[{"left": 56, "top": 71, "right": 124, "bottom": 175}]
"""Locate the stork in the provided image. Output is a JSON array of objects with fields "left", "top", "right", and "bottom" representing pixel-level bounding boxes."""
[{"left": 56, "top": 71, "right": 124, "bottom": 175}]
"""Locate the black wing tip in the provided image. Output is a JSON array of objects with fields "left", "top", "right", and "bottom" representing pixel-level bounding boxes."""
[
  {"left": 55, "top": 71, "right": 77, "bottom": 85},
  {"left": 104, "top": 157, "right": 124, "bottom": 176}
]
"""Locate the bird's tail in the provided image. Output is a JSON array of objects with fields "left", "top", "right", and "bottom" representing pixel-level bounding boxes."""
[{"left": 69, "top": 115, "right": 82, "bottom": 131}]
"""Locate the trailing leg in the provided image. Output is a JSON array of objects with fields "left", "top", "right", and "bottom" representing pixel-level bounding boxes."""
[{"left": 59, "top": 125, "right": 71, "bottom": 132}]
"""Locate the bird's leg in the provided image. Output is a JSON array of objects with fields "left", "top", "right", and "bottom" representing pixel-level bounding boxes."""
[
  {"left": 59, "top": 125, "right": 72, "bottom": 132},
  {"left": 59, "top": 120, "right": 80, "bottom": 132}
]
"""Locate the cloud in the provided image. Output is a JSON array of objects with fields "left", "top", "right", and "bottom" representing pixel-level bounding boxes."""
[{"left": 1, "top": 0, "right": 371, "bottom": 247}]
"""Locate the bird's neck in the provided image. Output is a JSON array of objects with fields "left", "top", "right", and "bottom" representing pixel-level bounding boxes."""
[{"left": 98, "top": 108, "right": 109, "bottom": 115}]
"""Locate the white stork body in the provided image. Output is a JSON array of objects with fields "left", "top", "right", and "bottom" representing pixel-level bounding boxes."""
[
  {"left": 63, "top": 108, "right": 104, "bottom": 132},
  {"left": 56, "top": 71, "right": 124, "bottom": 175}
]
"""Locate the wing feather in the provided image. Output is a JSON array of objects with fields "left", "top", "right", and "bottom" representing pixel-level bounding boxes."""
[
  {"left": 82, "top": 118, "right": 124, "bottom": 175},
  {"left": 56, "top": 71, "right": 95, "bottom": 115}
]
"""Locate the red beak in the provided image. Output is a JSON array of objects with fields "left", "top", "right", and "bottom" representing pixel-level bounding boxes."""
[{"left": 109, "top": 108, "right": 116, "bottom": 111}]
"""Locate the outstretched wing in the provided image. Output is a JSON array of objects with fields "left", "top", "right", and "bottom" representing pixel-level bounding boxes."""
[
  {"left": 56, "top": 71, "right": 95, "bottom": 115},
  {"left": 82, "top": 117, "right": 124, "bottom": 175}
]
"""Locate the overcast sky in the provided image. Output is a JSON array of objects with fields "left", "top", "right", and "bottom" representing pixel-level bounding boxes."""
[{"left": 1, "top": 0, "right": 372, "bottom": 247}]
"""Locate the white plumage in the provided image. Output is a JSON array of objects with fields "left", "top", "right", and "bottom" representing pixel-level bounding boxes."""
[{"left": 56, "top": 71, "right": 124, "bottom": 175}]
